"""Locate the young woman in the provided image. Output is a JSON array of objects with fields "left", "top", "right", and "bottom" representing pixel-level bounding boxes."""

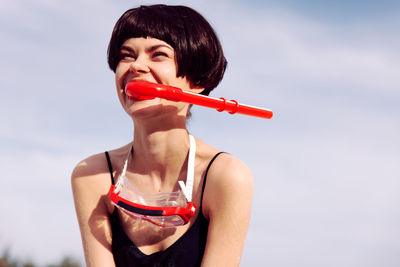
[{"left": 72, "top": 5, "right": 253, "bottom": 267}]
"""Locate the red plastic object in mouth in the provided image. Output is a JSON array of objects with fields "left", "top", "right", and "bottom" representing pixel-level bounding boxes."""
[{"left": 125, "top": 81, "right": 273, "bottom": 119}]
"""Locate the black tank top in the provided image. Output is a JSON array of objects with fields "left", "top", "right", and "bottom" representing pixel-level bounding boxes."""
[{"left": 105, "top": 151, "right": 224, "bottom": 267}]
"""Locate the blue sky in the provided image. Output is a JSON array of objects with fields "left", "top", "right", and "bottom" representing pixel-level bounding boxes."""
[{"left": 1, "top": 0, "right": 400, "bottom": 266}]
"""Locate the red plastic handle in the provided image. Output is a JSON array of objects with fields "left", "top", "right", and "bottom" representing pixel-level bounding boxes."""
[{"left": 125, "top": 81, "right": 273, "bottom": 119}]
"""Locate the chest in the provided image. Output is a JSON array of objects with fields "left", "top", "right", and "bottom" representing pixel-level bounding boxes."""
[
  {"left": 111, "top": 208, "right": 209, "bottom": 267},
  {"left": 118, "top": 209, "right": 198, "bottom": 255}
]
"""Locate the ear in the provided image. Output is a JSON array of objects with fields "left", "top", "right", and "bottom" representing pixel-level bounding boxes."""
[
  {"left": 188, "top": 88, "right": 205, "bottom": 94},
  {"left": 188, "top": 83, "right": 205, "bottom": 94}
]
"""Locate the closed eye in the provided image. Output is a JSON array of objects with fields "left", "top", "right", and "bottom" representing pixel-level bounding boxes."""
[
  {"left": 119, "top": 53, "right": 136, "bottom": 62},
  {"left": 152, "top": 51, "right": 169, "bottom": 58}
]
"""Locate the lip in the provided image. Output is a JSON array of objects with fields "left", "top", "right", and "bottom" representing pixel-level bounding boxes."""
[
  {"left": 124, "top": 79, "right": 158, "bottom": 101},
  {"left": 123, "top": 79, "right": 155, "bottom": 92}
]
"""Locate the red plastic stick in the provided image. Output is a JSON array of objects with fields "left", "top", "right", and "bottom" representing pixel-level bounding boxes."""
[{"left": 125, "top": 81, "right": 273, "bottom": 119}]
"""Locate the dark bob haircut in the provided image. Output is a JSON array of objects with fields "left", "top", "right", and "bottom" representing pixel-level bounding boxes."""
[{"left": 107, "top": 4, "right": 227, "bottom": 95}]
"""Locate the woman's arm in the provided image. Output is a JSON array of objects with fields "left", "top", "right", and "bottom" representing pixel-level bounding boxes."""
[
  {"left": 71, "top": 154, "right": 116, "bottom": 267},
  {"left": 201, "top": 154, "right": 254, "bottom": 267}
]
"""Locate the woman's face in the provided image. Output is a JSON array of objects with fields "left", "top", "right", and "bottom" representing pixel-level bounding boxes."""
[{"left": 115, "top": 37, "right": 200, "bottom": 119}]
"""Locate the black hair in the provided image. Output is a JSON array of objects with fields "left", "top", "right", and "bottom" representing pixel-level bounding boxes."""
[{"left": 107, "top": 4, "right": 227, "bottom": 95}]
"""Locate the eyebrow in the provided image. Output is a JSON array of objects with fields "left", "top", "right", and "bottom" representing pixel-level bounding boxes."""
[
  {"left": 120, "top": 44, "right": 173, "bottom": 53},
  {"left": 120, "top": 45, "right": 135, "bottom": 53},
  {"left": 147, "top": 44, "right": 173, "bottom": 53}
]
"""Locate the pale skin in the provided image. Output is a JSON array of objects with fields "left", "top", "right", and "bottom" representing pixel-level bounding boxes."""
[{"left": 71, "top": 37, "right": 254, "bottom": 267}]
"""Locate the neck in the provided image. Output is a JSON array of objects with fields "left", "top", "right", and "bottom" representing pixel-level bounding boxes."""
[{"left": 131, "top": 124, "right": 191, "bottom": 187}]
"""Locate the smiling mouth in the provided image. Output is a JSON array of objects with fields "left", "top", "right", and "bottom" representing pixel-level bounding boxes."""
[
  {"left": 124, "top": 80, "right": 157, "bottom": 101},
  {"left": 124, "top": 80, "right": 159, "bottom": 101},
  {"left": 124, "top": 88, "right": 155, "bottom": 101}
]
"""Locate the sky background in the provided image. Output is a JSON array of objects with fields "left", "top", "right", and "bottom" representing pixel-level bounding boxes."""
[{"left": 1, "top": 0, "right": 399, "bottom": 266}]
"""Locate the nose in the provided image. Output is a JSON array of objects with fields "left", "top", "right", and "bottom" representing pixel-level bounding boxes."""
[{"left": 129, "top": 55, "right": 150, "bottom": 74}]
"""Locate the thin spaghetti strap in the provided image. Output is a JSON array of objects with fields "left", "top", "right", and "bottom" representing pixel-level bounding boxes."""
[
  {"left": 104, "top": 151, "right": 115, "bottom": 185},
  {"left": 200, "top": 152, "right": 225, "bottom": 202}
]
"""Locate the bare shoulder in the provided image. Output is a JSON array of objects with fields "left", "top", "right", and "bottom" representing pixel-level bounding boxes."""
[
  {"left": 201, "top": 150, "right": 254, "bottom": 220},
  {"left": 72, "top": 153, "right": 109, "bottom": 179},
  {"left": 71, "top": 145, "right": 128, "bottom": 187},
  {"left": 71, "top": 153, "right": 112, "bottom": 193},
  {"left": 71, "top": 149, "right": 127, "bottom": 209},
  {"left": 205, "top": 153, "right": 253, "bottom": 194},
  {"left": 209, "top": 153, "right": 252, "bottom": 182}
]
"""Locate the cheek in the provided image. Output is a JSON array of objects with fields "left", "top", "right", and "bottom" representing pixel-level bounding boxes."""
[
  {"left": 158, "top": 62, "right": 192, "bottom": 90},
  {"left": 158, "top": 64, "right": 180, "bottom": 84},
  {"left": 115, "top": 65, "right": 126, "bottom": 90},
  {"left": 161, "top": 67, "right": 174, "bottom": 78},
  {"left": 115, "top": 65, "right": 123, "bottom": 80}
]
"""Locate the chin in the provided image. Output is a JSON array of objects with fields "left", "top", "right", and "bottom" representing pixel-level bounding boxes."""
[{"left": 125, "top": 100, "right": 164, "bottom": 118}]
